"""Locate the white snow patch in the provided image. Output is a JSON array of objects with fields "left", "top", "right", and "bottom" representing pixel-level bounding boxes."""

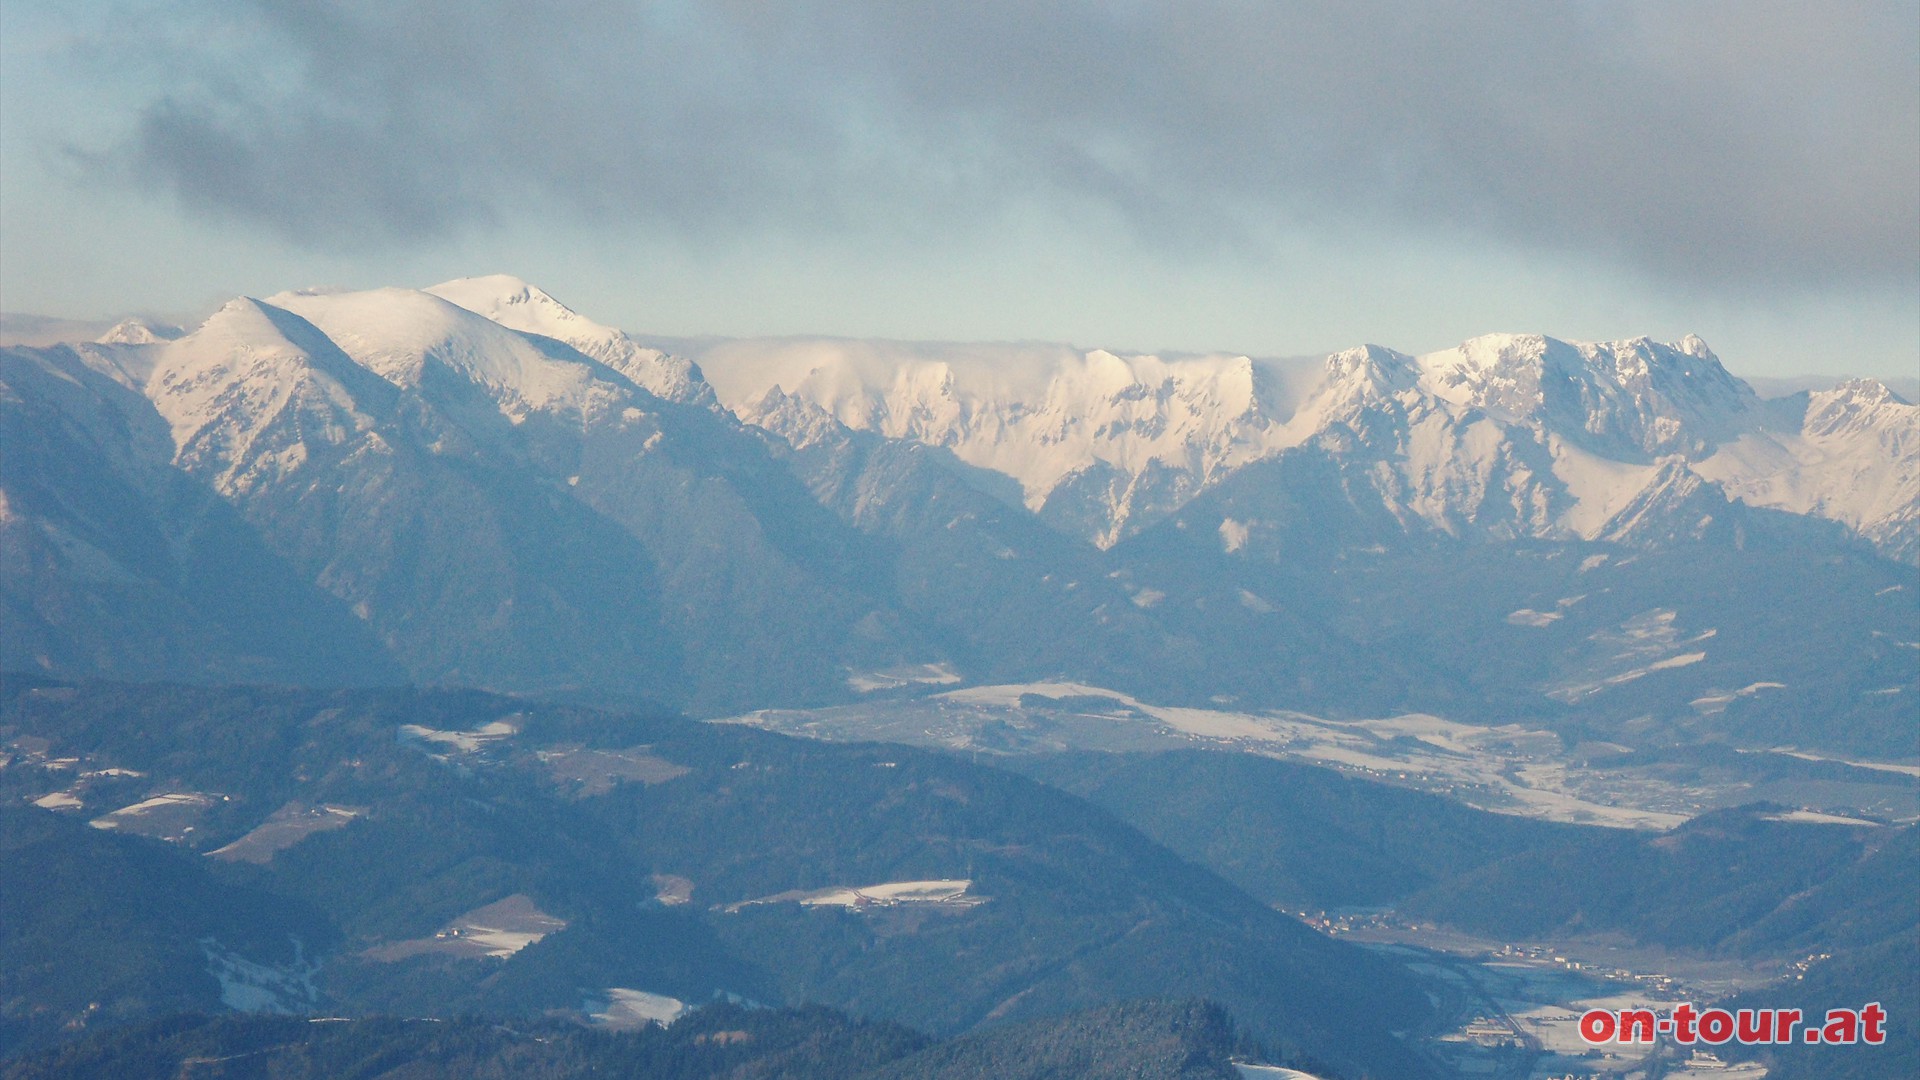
[
  {"left": 32, "top": 791, "right": 82, "bottom": 810},
  {"left": 1507, "top": 608, "right": 1562, "bottom": 627},
  {"left": 1551, "top": 609, "right": 1716, "bottom": 701},
  {"left": 208, "top": 803, "right": 364, "bottom": 863},
  {"left": 1551, "top": 439, "right": 1662, "bottom": 538},
  {"left": 1764, "top": 810, "right": 1881, "bottom": 827},
  {"left": 730, "top": 878, "right": 983, "bottom": 912},
  {"left": 399, "top": 718, "right": 518, "bottom": 753},
  {"left": 1691, "top": 681, "right": 1786, "bottom": 713},
  {"left": 203, "top": 939, "right": 321, "bottom": 1014},
  {"left": 383, "top": 894, "right": 570, "bottom": 959},
  {"left": 1754, "top": 748, "right": 1920, "bottom": 778},
  {"left": 463, "top": 928, "right": 549, "bottom": 957},
  {"left": 1219, "top": 518, "right": 1251, "bottom": 553},
  {"left": 811, "top": 879, "right": 974, "bottom": 906},
  {"left": 1499, "top": 767, "right": 1688, "bottom": 829},
  {"left": 89, "top": 791, "right": 213, "bottom": 828},
  {"left": 846, "top": 662, "right": 962, "bottom": 693},
  {"left": 590, "top": 988, "right": 689, "bottom": 1028}
]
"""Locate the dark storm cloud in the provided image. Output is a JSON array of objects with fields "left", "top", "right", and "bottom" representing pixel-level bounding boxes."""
[{"left": 96, "top": 0, "right": 1919, "bottom": 291}]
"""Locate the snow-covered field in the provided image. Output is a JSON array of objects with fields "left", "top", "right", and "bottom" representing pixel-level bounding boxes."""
[
  {"left": 650, "top": 873, "right": 694, "bottom": 906},
  {"left": 847, "top": 662, "right": 963, "bottom": 693},
  {"left": 203, "top": 939, "right": 321, "bottom": 1014},
  {"left": 722, "top": 679, "right": 1914, "bottom": 830},
  {"left": 1764, "top": 808, "right": 1880, "bottom": 826},
  {"left": 727, "top": 878, "right": 983, "bottom": 913},
  {"left": 398, "top": 718, "right": 518, "bottom": 753},
  {"left": 363, "top": 894, "right": 567, "bottom": 962},
  {"left": 588, "top": 988, "right": 689, "bottom": 1029},
  {"left": 1755, "top": 747, "right": 1920, "bottom": 778},
  {"left": 87, "top": 792, "right": 220, "bottom": 842},
  {"left": 207, "top": 802, "right": 364, "bottom": 863}
]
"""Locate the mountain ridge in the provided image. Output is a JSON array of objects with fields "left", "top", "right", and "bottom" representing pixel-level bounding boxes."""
[
  {"left": 678, "top": 320, "right": 1913, "bottom": 556},
  {"left": 14, "top": 274, "right": 1912, "bottom": 559},
  {"left": 2, "top": 275, "right": 1912, "bottom": 744}
]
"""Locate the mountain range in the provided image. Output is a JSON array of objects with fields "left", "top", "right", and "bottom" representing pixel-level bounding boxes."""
[
  {"left": 2, "top": 276, "right": 1913, "bottom": 754},
  {"left": 4, "top": 278, "right": 1917, "bottom": 1079}
]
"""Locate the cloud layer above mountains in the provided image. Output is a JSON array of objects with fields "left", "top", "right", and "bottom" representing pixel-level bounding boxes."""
[{"left": 95, "top": 1, "right": 1919, "bottom": 294}]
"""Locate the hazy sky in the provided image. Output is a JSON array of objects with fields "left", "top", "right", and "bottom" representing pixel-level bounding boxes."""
[{"left": 4, "top": 1, "right": 1916, "bottom": 376}]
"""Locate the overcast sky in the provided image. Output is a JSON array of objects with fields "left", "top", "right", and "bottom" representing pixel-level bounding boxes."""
[{"left": 3, "top": 1, "right": 1916, "bottom": 376}]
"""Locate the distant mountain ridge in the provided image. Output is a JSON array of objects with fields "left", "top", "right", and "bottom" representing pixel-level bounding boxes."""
[
  {"left": 16, "top": 275, "right": 1914, "bottom": 558},
  {"left": 694, "top": 326, "right": 1916, "bottom": 557},
  {"left": 2, "top": 276, "right": 1913, "bottom": 751}
]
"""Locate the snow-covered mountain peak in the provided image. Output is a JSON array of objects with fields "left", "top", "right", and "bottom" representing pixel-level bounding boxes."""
[
  {"left": 738, "top": 386, "right": 849, "bottom": 451},
  {"left": 427, "top": 273, "right": 553, "bottom": 310},
  {"left": 264, "top": 286, "right": 630, "bottom": 422},
  {"left": 708, "top": 340, "right": 1283, "bottom": 495},
  {"left": 159, "top": 298, "right": 323, "bottom": 380},
  {"left": 95, "top": 318, "right": 181, "bottom": 346},
  {"left": 1693, "top": 374, "right": 1919, "bottom": 560},
  {"left": 1416, "top": 332, "right": 1741, "bottom": 397},
  {"left": 1804, "top": 378, "right": 1918, "bottom": 440},
  {"left": 107, "top": 282, "right": 1917, "bottom": 561},
  {"left": 1319, "top": 344, "right": 1421, "bottom": 403},
  {"left": 263, "top": 287, "right": 471, "bottom": 364},
  {"left": 144, "top": 297, "right": 395, "bottom": 492},
  {"left": 1676, "top": 333, "right": 1716, "bottom": 361},
  {"left": 425, "top": 275, "right": 712, "bottom": 406},
  {"left": 1417, "top": 333, "right": 1602, "bottom": 418},
  {"left": 687, "top": 326, "right": 1914, "bottom": 556},
  {"left": 1408, "top": 333, "right": 1759, "bottom": 459},
  {"left": 157, "top": 296, "right": 345, "bottom": 386},
  {"left": 1819, "top": 376, "right": 1909, "bottom": 408},
  {"left": 426, "top": 275, "right": 616, "bottom": 354}
]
